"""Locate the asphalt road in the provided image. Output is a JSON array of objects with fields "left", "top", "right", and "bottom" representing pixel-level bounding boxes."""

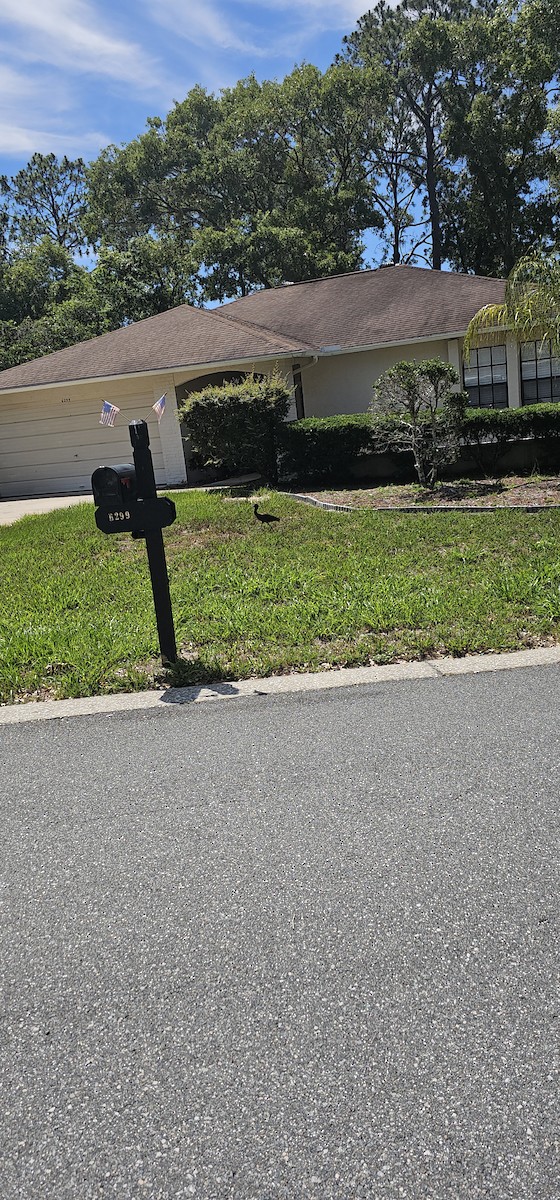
[{"left": 1, "top": 665, "right": 559, "bottom": 1199}]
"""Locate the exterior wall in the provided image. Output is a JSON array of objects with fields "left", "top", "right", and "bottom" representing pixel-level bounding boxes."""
[
  {"left": 0, "top": 372, "right": 184, "bottom": 499},
  {"left": 300, "top": 340, "right": 453, "bottom": 417}
]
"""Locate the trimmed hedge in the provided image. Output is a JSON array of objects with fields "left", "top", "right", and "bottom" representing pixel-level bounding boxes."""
[
  {"left": 277, "top": 403, "right": 560, "bottom": 482},
  {"left": 277, "top": 414, "right": 375, "bottom": 481}
]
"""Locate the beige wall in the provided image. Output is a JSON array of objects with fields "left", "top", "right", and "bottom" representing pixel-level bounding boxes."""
[
  {"left": 300, "top": 340, "right": 455, "bottom": 417},
  {"left": 0, "top": 372, "right": 185, "bottom": 499}
]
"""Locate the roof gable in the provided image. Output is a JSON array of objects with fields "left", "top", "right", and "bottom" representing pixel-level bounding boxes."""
[
  {"left": 0, "top": 264, "right": 506, "bottom": 393},
  {"left": 0, "top": 300, "right": 311, "bottom": 393}
]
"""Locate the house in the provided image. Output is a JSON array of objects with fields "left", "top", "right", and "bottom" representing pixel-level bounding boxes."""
[{"left": 0, "top": 262, "right": 538, "bottom": 499}]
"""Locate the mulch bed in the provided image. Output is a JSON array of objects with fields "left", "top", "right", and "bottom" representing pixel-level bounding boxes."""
[{"left": 295, "top": 475, "right": 560, "bottom": 510}]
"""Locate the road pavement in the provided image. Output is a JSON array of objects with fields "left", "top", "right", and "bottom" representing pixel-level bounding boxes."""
[{"left": 1, "top": 665, "right": 558, "bottom": 1198}]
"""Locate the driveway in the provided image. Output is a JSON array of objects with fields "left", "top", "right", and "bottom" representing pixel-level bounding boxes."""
[{"left": 0, "top": 494, "right": 92, "bottom": 526}]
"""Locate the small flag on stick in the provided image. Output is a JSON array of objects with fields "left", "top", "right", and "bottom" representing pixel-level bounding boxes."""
[
  {"left": 152, "top": 393, "right": 166, "bottom": 423},
  {"left": 99, "top": 401, "right": 120, "bottom": 427}
]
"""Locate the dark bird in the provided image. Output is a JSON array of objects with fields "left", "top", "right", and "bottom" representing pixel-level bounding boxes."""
[{"left": 253, "top": 503, "right": 280, "bottom": 524}]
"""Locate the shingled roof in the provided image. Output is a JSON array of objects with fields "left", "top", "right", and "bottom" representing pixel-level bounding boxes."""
[
  {"left": 0, "top": 264, "right": 505, "bottom": 392},
  {"left": 217, "top": 264, "right": 506, "bottom": 349},
  {"left": 0, "top": 301, "right": 312, "bottom": 392}
]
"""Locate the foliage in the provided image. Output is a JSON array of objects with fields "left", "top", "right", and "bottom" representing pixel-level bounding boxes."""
[
  {"left": 278, "top": 402, "right": 560, "bottom": 483},
  {"left": 1, "top": 154, "right": 88, "bottom": 252},
  {"left": 0, "top": 234, "right": 202, "bottom": 371},
  {"left": 178, "top": 372, "right": 292, "bottom": 482},
  {"left": 2, "top": 496, "right": 560, "bottom": 701},
  {"left": 461, "top": 401, "right": 560, "bottom": 470},
  {"left": 278, "top": 414, "right": 376, "bottom": 482},
  {"left": 370, "top": 358, "right": 466, "bottom": 488},
  {"left": 440, "top": 5, "right": 556, "bottom": 274},
  {"left": 464, "top": 254, "right": 560, "bottom": 359},
  {"left": 86, "top": 65, "right": 387, "bottom": 300},
  {"left": 0, "top": 2, "right": 558, "bottom": 367}
]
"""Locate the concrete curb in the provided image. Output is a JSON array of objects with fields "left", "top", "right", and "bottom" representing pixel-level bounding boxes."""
[{"left": 2, "top": 645, "right": 559, "bottom": 726}]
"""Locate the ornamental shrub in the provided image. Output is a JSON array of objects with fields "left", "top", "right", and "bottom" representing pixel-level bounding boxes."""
[
  {"left": 178, "top": 372, "right": 291, "bottom": 483},
  {"left": 370, "top": 359, "right": 466, "bottom": 489}
]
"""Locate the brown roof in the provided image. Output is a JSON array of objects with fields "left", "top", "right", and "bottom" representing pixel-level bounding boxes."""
[
  {"left": 0, "top": 302, "right": 311, "bottom": 392},
  {"left": 0, "top": 264, "right": 505, "bottom": 392},
  {"left": 218, "top": 264, "right": 506, "bottom": 349}
]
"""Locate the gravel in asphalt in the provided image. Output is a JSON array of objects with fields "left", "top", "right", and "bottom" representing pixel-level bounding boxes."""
[{"left": 1, "top": 665, "right": 559, "bottom": 1199}]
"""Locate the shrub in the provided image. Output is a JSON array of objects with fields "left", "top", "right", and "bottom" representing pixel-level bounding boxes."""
[
  {"left": 277, "top": 413, "right": 375, "bottom": 481},
  {"left": 178, "top": 372, "right": 291, "bottom": 483},
  {"left": 370, "top": 359, "right": 466, "bottom": 490},
  {"left": 461, "top": 403, "right": 560, "bottom": 471}
]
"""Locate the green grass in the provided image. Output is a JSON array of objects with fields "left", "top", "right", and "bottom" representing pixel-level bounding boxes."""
[{"left": 2, "top": 490, "right": 560, "bottom": 702}]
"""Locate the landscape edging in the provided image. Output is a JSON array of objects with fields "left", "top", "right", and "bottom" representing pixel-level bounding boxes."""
[{"left": 290, "top": 493, "right": 560, "bottom": 514}]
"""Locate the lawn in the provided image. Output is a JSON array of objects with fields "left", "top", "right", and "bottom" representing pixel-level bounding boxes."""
[{"left": 2, "top": 489, "right": 560, "bottom": 703}]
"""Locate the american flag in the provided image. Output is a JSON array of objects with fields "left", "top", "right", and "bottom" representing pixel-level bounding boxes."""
[
  {"left": 99, "top": 401, "right": 120, "bottom": 427},
  {"left": 152, "top": 393, "right": 166, "bottom": 422}
]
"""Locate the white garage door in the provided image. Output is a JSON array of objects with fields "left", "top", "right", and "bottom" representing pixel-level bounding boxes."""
[{"left": 0, "top": 384, "right": 166, "bottom": 499}]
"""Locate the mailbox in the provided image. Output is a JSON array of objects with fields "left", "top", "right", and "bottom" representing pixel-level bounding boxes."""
[{"left": 92, "top": 464, "right": 137, "bottom": 508}]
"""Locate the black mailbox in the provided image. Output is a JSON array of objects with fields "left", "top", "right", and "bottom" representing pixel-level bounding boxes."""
[{"left": 92, "top": 464, "right": 137, "bottom": 508}]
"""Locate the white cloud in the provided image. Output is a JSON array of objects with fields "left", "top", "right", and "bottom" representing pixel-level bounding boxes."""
[
  {"left": 0, "top": 0, "right": 159, "bottom": 87},
  {"left": 246, "top": 0, "right": 369, "bottom": 27},
  {"left": 148, "top": 0, "right": 268, "bottom": 57},
  {"left": 0, "top": 56, "right": 111, "bottom": 158},
  {"left": 0, "top": 120, "right": 107, "bottom": 155},
  {"left": 147, "top": 0, "right": 393, "bottom": 69}
]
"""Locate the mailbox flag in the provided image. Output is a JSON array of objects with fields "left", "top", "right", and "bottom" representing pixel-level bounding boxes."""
[
  {"left": 99, "top": 401, "right": 120, "bottom": 427},
  {"left": 152, "top": 393, "right": 166, "bottom": 423}
]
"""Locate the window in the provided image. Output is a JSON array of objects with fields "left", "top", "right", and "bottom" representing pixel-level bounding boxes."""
[
  {"left": 463, "top": 346, "right": 508, "bottom": 408},
  {"left": 520, "top": 341, "right": 560, "bottom": 404}
]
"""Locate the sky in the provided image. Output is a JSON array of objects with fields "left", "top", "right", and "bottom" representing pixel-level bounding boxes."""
[{"left": 0, "top": 0, "right": 372, "bottom": 177}]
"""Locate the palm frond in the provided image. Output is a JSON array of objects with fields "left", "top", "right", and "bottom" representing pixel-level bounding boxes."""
[
  {"left": 463, "top": 304, "right": 508, "bottom": 360},
  {"left": 464, "top": 254, "right": 560, "bottom": 359}
]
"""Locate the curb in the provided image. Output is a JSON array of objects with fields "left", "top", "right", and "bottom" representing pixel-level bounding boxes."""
[{"left": 2, "top": 645, "right": 560, "bottom": 727}]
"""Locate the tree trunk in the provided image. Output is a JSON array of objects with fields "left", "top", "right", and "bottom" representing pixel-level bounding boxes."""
[{"left": 425, "top": 119, "right": 442, "bottom": 271}]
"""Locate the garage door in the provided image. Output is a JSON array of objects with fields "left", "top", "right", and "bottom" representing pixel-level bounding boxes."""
[{"left": 0, "top": 385, "right": 166, "bottom": 499}]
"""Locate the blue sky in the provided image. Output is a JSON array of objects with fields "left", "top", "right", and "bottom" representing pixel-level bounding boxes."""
[{"left": 0, "top": 0, "right": 371, "bottom": 176}]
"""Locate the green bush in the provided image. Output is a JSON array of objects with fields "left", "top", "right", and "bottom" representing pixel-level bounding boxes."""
[
  {"left": 461, "top": 403, "right": 560, "bottom": 470},
  {"left": 178, "top": 372, "right": 291, "bottom": 483},
  {"left": 277, "top": 413, "right": 376, "bottom": 481},
  {"left": 277, "top": 402, "right": 560, "bottom": 483}
]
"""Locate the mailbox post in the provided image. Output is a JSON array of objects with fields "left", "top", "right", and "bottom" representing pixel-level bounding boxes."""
[
  {"left": 92, "top": 420, "right": 178, "bottom": 665},
  {"left": 129, "top": 420, "right": 177, "bottom": 665}
]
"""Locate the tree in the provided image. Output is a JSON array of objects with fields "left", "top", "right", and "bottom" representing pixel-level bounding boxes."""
[
  {"left": 370, "top": 358, "right": 466, "bottom": 488},
  {"left": 344, "top": 0, "right": 474, "bottom": 269},
  {"left": 92, "top": 235, "right": 203, "bottom": 321},
  {"left": 85, "top": 65, "right": 387, "bottom": 300},
  {"left": 440, "top": 3, "right": 556, "bottom": 275},
  {"left": 464, "top": 253, "right": 560, "bottom": 356},
  {"left": 2, "top": 154, "right": 88, "bottom": 252}
]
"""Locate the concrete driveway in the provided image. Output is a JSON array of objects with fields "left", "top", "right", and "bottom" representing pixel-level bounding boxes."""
[{"left": 0, "top": 494, "right": 92, "bottom": 526}]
